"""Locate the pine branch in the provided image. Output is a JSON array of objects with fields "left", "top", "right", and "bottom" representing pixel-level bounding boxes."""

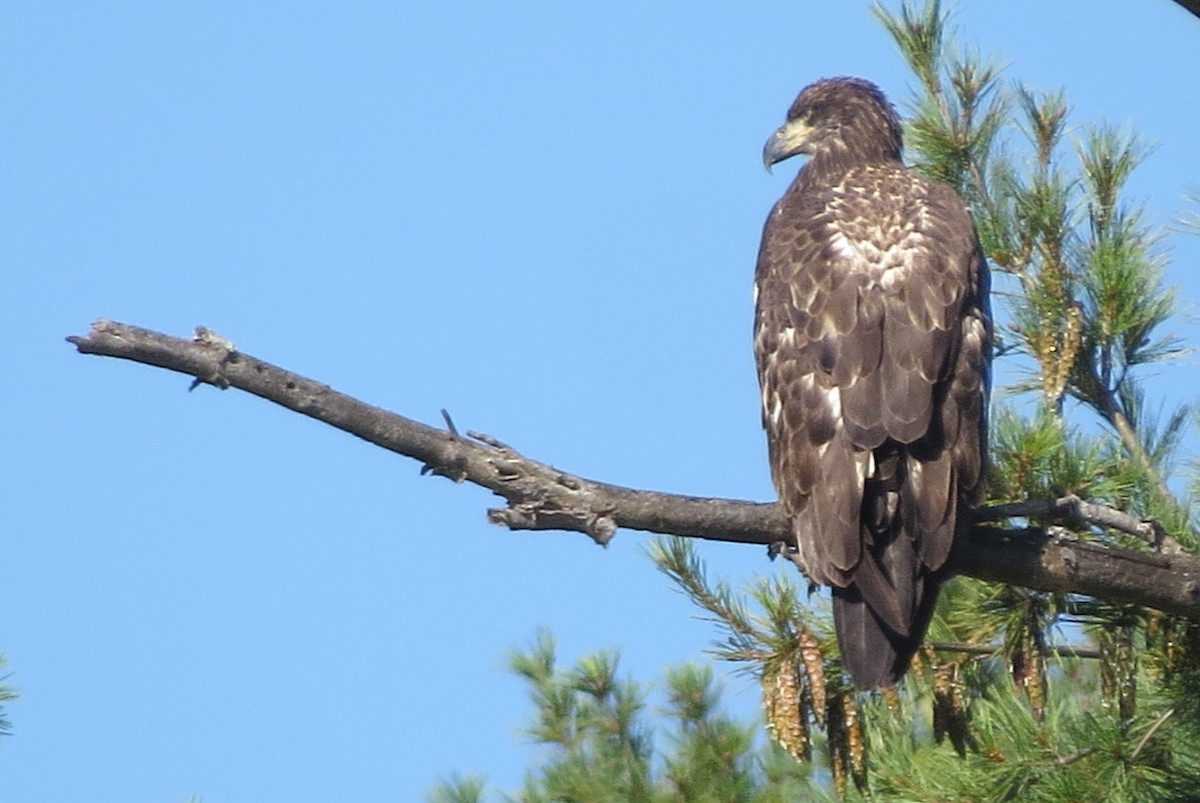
[
  {"left": 931, "top": 641, "right": 1103, "bottom": 660},
  {"left": 1055, "top": 746, "right": 1098, "bottom": 767},
  {"left": 1129, "top": 707, "right": 1174, "bottom": 762},
  {"left": 69, "top": 319, "right": 1200, "bottom": 618},
  {"left": 1096, "top": 375, "right": 1179, "bottom": 504}
]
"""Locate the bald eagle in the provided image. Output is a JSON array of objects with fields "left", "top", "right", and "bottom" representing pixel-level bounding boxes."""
[{"left": 754, "top": 77, "right": 991, "bottom": 689}]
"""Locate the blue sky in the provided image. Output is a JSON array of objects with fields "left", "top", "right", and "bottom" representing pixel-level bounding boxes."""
[{"left": 4, "top": 2, "right": 1200, "bottom": 800}]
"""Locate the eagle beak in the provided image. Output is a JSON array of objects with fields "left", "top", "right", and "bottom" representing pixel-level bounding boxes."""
[{"left": 762, "top": 119, "right": 812, "bottom": 172}]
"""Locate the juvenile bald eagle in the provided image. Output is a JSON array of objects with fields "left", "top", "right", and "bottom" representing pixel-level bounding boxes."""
[{"left": 754, "top": 77, "right": 991, "bottom": 689}]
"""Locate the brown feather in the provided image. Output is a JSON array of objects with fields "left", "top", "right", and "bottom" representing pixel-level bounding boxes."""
[{"left": 755, "top": 77, "right": 991, "bottom": 689}]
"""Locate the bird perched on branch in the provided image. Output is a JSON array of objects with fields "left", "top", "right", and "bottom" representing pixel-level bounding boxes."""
[{"left": 754, "top": 77, "right": 991, "bottom": 689}]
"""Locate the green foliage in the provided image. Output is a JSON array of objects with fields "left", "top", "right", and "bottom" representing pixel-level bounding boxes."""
[
  {"left": 505, "top": 631, "right": 655, "bottom": 801},
  {"left": 428, "top": 631, "right": 824, "bottom": 802},
  {"left": 654, "top": 539, "right": 1200, "bottom": 801},
  {"left": 428, "top": 774, "right": 487, "bottom": 803},
  {"left": 988, "top": 407, "right": 1134, "bottom": 503},
  {"left": 0, "top": 655, "right": 15, "bottom": 738},
  {"left": 864, "top": 668, "right": 1190, "bottom": 802}
]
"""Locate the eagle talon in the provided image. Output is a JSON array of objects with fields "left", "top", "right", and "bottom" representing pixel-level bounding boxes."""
[{"left": 766, "top": 540, "right": 794, "bottom": 561}]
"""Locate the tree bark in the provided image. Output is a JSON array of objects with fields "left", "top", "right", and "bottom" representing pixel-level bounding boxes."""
[
  {"left": 69, "top": 320, "right": 1200, "bottom": 618},
  {"left": 1172, "top": 0, "right": 1200, "bottom": 19}
]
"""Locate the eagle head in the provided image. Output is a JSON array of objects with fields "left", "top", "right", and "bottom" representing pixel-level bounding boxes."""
[{"left": 762, "top": 77, "right": 903, "bottom": 170}]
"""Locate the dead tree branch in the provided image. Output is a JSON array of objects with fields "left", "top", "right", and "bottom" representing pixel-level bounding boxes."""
[
  {"left": 69, "top": 320, "right": 1200, "bottom": 618},
  {"left": 1172, "top": 0, "right": 1200, "bottom": 20},
  {"left": 979, "top": 496, "right": 1178, "bottom": 553}
]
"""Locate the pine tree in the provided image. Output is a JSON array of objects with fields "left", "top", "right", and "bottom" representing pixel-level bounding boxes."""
[
  {"left": 430, "top": 631, "right": 828, "bottom": 803},
  {"left": 0, "top": 655, "right": 14, "bottom": 739}
]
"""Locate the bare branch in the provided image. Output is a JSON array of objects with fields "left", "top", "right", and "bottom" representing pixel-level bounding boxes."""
[
  {"left": 1172, "top": 0, "right": 1200, "bottom": 20},
  {"left": 1100, "top": 382, "right": 1179, "bottom": 506},
  {"left": 979, "top": 495, "right": 1177, "bottom": 553},
  {"left": 68, "top": 320, "right": 775, "bottom": 547},
  {"left": 69, "top": 320, "right": 1200, "bottom": 618}
]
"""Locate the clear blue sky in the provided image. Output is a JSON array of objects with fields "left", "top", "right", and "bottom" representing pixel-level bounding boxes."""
[{"left": 4, "top": 2, "right": 1200, "bottom": 800}]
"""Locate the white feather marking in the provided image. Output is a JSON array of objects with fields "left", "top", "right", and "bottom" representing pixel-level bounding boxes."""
[
  {"left": 855, "top": 451, "right": 870, "bottom": 484},
  {"left": 825, "top": 211, "right": 926, "bottom": 295},
  {"left": 908, "top": 460, "right": 923, "bottom": 494},
  {"left": 828, "top": 231, "right": 859, "bottom": 261},
  {"left": 825, "top": 385, "right": 842, "bottom": 418},
  {"left": 966, "top": 317, "right": 987, "bottom": 347},
  {"left": 797, "top": 377, "right": 844, "bottom": 419},
  {"left": 879, "top": 263, "right": 906, "bottom": 292},
  {"left": 769, "top": 393, "right": 783, "bottom": 427},
  {"left": 781, "top": 326, "right": 796, "bottom": 347}
]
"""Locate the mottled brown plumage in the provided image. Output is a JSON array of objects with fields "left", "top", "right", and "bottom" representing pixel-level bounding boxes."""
[{"left": 754, "top": 77, "right": 991, "bottom": 689}]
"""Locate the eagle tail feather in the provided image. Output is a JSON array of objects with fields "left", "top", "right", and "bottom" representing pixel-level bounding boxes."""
[
  {"left": 844, "top": 534, "right": 913, "bottom": 636},
  {"left": 833, "top": 524, "right": 942, "bottom": 690},
  {"left": 832, "top": 586, "right": 899, "bottom": 690},
  {"left": 833, "top": 580, "right": 940, "bottom": 690}
]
